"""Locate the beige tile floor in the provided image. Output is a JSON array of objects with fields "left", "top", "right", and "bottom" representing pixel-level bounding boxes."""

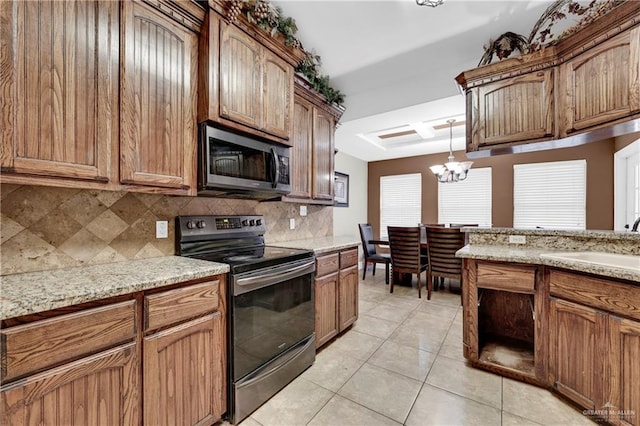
[{"left": 232, "top": 269, "right": 596, "bottom": 426}]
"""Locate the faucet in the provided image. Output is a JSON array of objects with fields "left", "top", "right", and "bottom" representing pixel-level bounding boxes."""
[{"left": 632, "top": 217, "right": 640, "bottom": 232}]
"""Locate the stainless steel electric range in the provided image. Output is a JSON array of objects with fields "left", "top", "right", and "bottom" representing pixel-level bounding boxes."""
[{"left": 176, "top": 215, "right": 316, "bottom": 424}]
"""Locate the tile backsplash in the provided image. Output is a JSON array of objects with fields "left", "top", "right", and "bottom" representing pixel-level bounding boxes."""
[{"left": 0, "top": 184, "right": 332, "bottom": 275}]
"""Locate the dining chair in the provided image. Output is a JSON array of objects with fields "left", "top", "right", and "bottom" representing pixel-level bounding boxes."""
[
  {"left": 424, "top": 225, "right": 467, "bottom": 299},
  {"left": 358, "top": 223, "right": 391, "bottom": 284},
  {"left": 387, "top": 226, "right": 430, "bottom": 299}
]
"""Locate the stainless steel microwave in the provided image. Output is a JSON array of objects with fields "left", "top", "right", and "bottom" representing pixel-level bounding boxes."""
[{"left": 198, "top": 125, "right": 291, "bottom": 200}]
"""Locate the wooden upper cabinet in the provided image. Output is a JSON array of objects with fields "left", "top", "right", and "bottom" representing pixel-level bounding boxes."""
[
  {"left": 312, "top": 108, "right": 335, "bottom": 201},
  {"left": 219, "top": 22, "right": 262, "bottom": 131},
  {"left": 0, "top": 0, "right": 119, "bottom": 185},
  {"left": 289, "top": 96, "right": 313, "bottom": 199},
  {"left": 559, "top": 27, "right": 640, "bottom": 136},
  {"left": 199, "top": 7, "right": 303, "bottom": 145},
  {"left": 470, "top": 70, "right": 555, "bottom": 149},
  {"left": 262, "top": 50, "right": 294, "bottom": 140},
  {"left": 120, "top": 0, "right": 199, "bottom": 195}
]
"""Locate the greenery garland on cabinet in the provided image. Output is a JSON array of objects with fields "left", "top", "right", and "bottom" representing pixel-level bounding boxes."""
[{"left": 225, "top": 0, "right": 346, "bottom": 107}]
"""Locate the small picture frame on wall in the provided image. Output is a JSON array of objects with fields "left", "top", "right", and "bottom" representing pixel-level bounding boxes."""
[{"left": 334, "top": 172, "right": 349, "bottom": 207}]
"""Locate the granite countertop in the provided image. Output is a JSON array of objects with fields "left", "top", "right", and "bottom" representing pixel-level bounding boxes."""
[
  {"left": 457, "top": 245, "right": 640, "bottom": 283},
  {"left": 462, "top": 227, "right": 640, "bottom": 241},
  {"left": 0, "top": 256, "right": 229, "bottom": 320},
  {"left": 271, "top": 236, "right": 360, "bottom": 255}
]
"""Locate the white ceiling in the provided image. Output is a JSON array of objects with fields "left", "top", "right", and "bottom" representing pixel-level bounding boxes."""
[{"left": 272, "top": 0, "right": 562, "bottom": 161}]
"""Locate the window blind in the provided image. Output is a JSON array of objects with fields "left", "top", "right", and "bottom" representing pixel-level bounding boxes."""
[
  {"left": 513, "top": 160, "right": 586, "bottom": 230},
  {"left": 380, "top": 173, "right": 422, "bottom": 239},
  {"left": 438, "top": 167, "right": 492, "bottom": 227}
]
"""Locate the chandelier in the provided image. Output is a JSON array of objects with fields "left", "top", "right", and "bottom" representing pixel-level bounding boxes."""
[
  {"left": 429, "top": 119, "right": 473, "bottom": 183},
  {"left": 416, "top": 0, "right": 444, "bottom": 7}
]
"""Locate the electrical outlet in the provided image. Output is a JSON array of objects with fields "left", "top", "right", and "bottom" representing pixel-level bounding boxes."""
[
  {"left": 289, "top": 218, "right": 295, "bottom": 230},
  {"left": 156, "top": 221, "right": 169, "bottom": 239},
  {"left": 508, "top": 235, "right": 526, "bottom": 244},
  {"left": 300, "top": 205, "right": 307, "bottom": 216}
]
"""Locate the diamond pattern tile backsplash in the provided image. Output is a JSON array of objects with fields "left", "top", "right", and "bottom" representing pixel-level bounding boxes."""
[{"left": 0, "top": 184, "right": 333, "bottom": 275}]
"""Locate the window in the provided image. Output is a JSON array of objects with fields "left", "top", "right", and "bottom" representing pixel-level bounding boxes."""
[
  {"left": 438, "top": 167, "right": 492, "bottom": 227},
  {"left": 380, "top": 173, "right": 421, "bottom": 239},
  {"left": 513, "top": 160, "right": 586, "bottom": 230}
]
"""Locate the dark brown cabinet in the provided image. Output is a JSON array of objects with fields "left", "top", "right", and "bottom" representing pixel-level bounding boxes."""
[{"left": 120, "top": 0, "right": 199, "bottom": 195}]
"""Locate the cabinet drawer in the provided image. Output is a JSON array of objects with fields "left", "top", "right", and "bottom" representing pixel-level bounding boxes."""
[
  {"left": 316, "top": 253, "right": 339, "bottom": 277},
  {"left": 549, "top": 269, "right": 640, "bottom": 321},
  {"left": 476, "top": 262, "right": 536, "bottom": 293},
  {"left": 145, "top": 280, "right": 221, "bottom": 331},
  {"left": 340, "top": 248, "right": 358, "bottom": 269},
  {"left": 1, "top": 300, "right": 136, "bottom": 383}
]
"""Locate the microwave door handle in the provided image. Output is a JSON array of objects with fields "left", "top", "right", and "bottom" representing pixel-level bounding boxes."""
[{"left": 270, "top": 147, "right": 279, "bottom": 188}]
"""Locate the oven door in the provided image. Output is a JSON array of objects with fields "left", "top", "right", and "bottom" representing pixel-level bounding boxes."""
[{"left": 231, "top": 257, "right": 315, "bottom": 381}]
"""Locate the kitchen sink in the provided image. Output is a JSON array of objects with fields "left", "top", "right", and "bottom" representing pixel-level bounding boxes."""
[{"left": 540, "top": 251, "right": 640, "bottom": 272}]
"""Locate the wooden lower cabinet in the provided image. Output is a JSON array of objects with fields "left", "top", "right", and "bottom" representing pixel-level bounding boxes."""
[
  {"left": 143, "top": 313, "right": 225, "bottom": 426},
  {"left": 1, "top": 343, "right": 139, "bottom": 425},
  {"left": 314, "top": 271, "right": 339, "bottom": 348},
  {"left": 549, "top": 298, "right": 606, "bottom": 410},
  {"left": 338, "top": 264, "right": 359, "bottom": 331},
  {"left": 0, "top": 276, "right": 227, "bottom": 426},
  {"left": 315, "top": 246, "right": 359, "bottom": 349},
  {"left": 548, "top": 268, "right": 640, "bottom": 424}
]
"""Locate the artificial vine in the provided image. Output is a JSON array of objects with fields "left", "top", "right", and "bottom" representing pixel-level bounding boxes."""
[
  {"left": 478, "top": 0, "right": 624, "bottom": 66},
  {"left": 225, "top": 0, "right": 345, "bottom": 107}
]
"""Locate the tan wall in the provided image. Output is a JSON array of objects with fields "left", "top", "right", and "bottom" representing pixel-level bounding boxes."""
[
  {"left": 368, "top": 139, "right": 615, "bottom": 237},
  {"left": 614, "top": 131, "right": 640, "bottom": 152},
  {"left": 0, "top": 184, "right": 333, "bottom": 275}
]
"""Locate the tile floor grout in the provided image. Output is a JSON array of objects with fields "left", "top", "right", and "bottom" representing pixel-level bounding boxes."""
[{"left": 229, "top": 269, "right": 595, "bottom": 426}]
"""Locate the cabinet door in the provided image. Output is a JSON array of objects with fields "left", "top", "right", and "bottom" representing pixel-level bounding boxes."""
[
  {"left": 312, "top": 108, "right": 335, "bottom": 201},
  {"left": 549, "top": 298, "right": 607, "bottom": 410},
  {"left": 471, "top": 69, "right": 554, "bottom": 148},
  {"left": 289, "top": 97, "right": 313, "bottom": 198},
  {"left": 609, "top": 316, "right": 640, "bottom": 426},
  {"left": 144, "top": 313, "right": 226, "bottom": 426},
  {"left": 338, "top": 264, "right": 359, "bottom": 332},
  {"left": 219, "top": 22, "right": 262, "bottom": 130},
  {"left": 559, "top": 27, "right": 640, "bottom": 135},
  {"left": 262, "top": 50, "right": 293, "bottom": 141},
  {"left": 0, "top": 0, "right": 118, "bottom": 183},
  {"left": 120, "top": 0, "right": 197, "bottom": 193},
  {"left": 1, "top": 343, "right": 139, "bottom": 425},
  {"left": 315, "top": 272, "right": 339, "bottom": 348}
]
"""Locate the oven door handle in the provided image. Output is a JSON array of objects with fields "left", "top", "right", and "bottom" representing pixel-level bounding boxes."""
[{"left": 234, "top": 259, "right": 315, "bottom": 295}]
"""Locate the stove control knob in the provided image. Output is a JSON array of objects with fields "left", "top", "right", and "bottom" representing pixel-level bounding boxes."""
[
  {"left": 249, "top": 219, "right": 256, "bottom": 226},
  {"left": 186, "top": 220, "right": 196, "bottom": 230},
  {"left": 242, "top": 219, "right": 249, "bottom": 226},
  {"left": 256, "top": 219, "right": 262, "bottom": 226},
  {"left": 196, "top": 220, "right": 207, "bottom": 229}
]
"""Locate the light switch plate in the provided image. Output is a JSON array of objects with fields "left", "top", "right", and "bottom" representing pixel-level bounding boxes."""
[
  {"left": 300, "top": 205, "right": 307, "bottom": 216},
  {"left": 289, "top": 218, "right": 295, "bottom": 230},
  {"left": 156, "top": 221, "right": 169, "bottom": 239},
  {"left": 509, "top": 235, "right": 526, "bottom": 244}
]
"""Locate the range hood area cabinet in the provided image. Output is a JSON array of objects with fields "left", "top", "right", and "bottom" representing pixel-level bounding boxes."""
[
  {"left": 282, "top": 76, "right": 345, "bottom": 205},
  {"left": 456, "top": 2, "right": 640, "bottom": 155},
  {"left": 0, "top": 0, "right": 204, "bottom": 196},
  {"left": 198, "top": 1, "right": 305, "bottom": 146}
]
